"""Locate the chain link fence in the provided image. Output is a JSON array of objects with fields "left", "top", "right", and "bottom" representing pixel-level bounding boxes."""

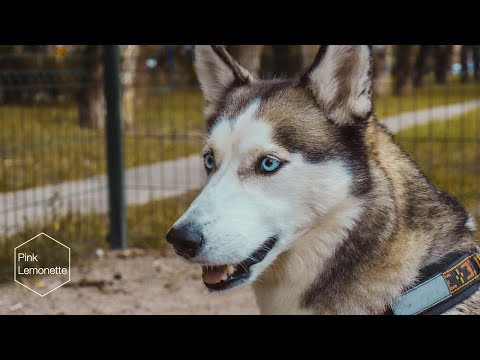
[{"left": 1, "top": 45, "right": 479, "bottom": 279}]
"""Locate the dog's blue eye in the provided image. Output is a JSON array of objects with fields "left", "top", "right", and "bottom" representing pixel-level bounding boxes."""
[
  {"left": 204, "top": 154, "right": 215, "bottom": 170},
  {"left": 260, "top": 156, "right": 282, "bottom": 173}
]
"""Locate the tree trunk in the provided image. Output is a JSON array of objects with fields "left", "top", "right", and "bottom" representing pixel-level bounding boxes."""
[
  {"left": 434, "top": 45, "right": 453, "bottom": 84},
  {"left": 271, "top": 45, "right": 302, "bottom": 78},
  {"left": 372, "top": 45, "right": 393, "bottom": 96},
  {"left": 272, "top": 45, "right": 287, "bottom": 77},
  {"left": 473, "top": 45, "right": 480, "bottom": 81},
  {"left": 78, "top": 46, "right": 105, "bottom": 129},
  {"left": 414, "top": 45, "right": 433, "bottom": 87},
  {"left": 460, "top": 45, "right": 469, "bottom": 83},
  {"left": 228, "top": 45, "right": 264, "bottom": 77},
  {"left": 120, "top": 45, "right": 140, "bottom": 129},
  {"left": 393, "top": 45, "right": 420, "bottom": 96}
]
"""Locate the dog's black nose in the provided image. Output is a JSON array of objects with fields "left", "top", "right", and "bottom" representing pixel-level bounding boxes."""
[{"left": 166, "top": 224, "right": 204, "bottom": 259}]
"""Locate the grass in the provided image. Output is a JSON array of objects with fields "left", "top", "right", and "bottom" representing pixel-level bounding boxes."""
[
  {"left": 375, "top": 80, "right": 480, "bottom": 118},
  {"left": 395, "top": 107, "right": 480, "bottom": 240},
  {"left": 1, "top": 81, "right": 479, "bottom": 193},
  {"left": 0, "top": 190, "right": 199, "bottom": 281},
  {"left": 0, "top": 89, "right": 205, "bottom": 192}
]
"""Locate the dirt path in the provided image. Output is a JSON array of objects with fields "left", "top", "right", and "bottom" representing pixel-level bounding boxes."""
[{"left": 0, "top": 249, "right": 259, "bottom": 315}]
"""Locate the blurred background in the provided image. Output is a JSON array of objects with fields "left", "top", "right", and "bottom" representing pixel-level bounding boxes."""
[{"left": 0, "top": 45, "right": 479, "bottom": 314}]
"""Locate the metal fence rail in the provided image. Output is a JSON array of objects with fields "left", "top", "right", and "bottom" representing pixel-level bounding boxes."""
[{"left": 0, "top": 45, "right": 479, "bottom": 279}]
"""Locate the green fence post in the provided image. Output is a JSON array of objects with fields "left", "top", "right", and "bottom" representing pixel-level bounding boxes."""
[{"left": 103, "top": 45, "right": 127, "bottom": 249}]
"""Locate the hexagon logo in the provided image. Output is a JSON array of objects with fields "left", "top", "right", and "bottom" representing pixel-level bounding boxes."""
[{"left": 14, "top": 232, "right": 70, "bottom": 296}]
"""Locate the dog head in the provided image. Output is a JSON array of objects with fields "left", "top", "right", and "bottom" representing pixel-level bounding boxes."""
[{"left": 166, "top": 45, "right": 373, "bottom": 291}]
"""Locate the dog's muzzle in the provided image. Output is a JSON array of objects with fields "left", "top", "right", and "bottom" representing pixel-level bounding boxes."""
[
  {"left": 201, "top": 237, "right": 278, "bottom": 291},
  {"left": 166, "top": 224, "right": 278, "bottom": 291}
]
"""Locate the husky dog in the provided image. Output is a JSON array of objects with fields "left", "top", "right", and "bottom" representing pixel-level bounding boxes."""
[{"left": 166, "top": 45, "right": 480, "bottom": 314}]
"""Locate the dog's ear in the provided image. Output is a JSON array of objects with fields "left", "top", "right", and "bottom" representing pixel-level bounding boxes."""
[
  {"left": 301, "top": 45, "right": 373, "bottom": 126},
  {"left": 194, "top": 45, "right": 255, "bottom": 117}
]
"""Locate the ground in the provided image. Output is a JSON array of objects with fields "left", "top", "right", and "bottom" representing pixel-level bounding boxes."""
[{"left": 0, "top": 248, "right": 258, "bottom": 315}]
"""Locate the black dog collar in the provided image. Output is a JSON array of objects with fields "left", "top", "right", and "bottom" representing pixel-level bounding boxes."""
[{"left": 390, "top": 248, "right": 480, "bottom": 315}]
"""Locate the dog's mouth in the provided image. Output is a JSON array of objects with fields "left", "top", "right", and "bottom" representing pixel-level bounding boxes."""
[{"left": 201, "top": 237, "right": 277, "bottom": 291}]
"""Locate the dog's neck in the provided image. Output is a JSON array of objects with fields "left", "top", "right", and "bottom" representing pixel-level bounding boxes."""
[
  {"left": 253, "top": 119, "right": 475, "bottom": 314},
  {"left": 253, "top": 164, "right": 419, "bottom": 314}
]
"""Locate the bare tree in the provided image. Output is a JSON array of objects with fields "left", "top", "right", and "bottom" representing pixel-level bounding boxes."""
[
  {"left": 474, "top": 46, "right": 480, "bottom": 81},
  {"left": 460, "top": 45, "right": 480, "bottom": 83},
  {"left": 473, "top": 46, "right": 480, "bottom": 81},
  {"left": 0, "top": 46, "right": 18, "bottom": 103},
  {"left": 413, "top": 45, "right": 433, "bottom": 87},
  {"left": 271, "top": 45, "right": 302, "bottom": 78},
  {"left": 120, "top": 45, "right": 140, "bottom": 129},
  {"left": 461, "top": 45, "right": 470, "bottom": 83},
  {"left": 78, "top": 46, "right": 105, "bottom": 129},
  {"left": 77, "top": 45, "right": 140, "bottom": 129},
  {"left": 433, "top": 45, "right": 453, "bottom": 84},
  {"left": 393, "top": 45, "right": 420, "bottom": 95}
]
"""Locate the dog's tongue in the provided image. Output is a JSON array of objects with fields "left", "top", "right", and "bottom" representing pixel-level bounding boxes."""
[{"left": 202, "top": 265, "right": 229, "bottom": 284}]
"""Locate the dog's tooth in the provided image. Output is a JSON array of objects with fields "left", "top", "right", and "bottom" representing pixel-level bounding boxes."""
[
  {"left": 227, "top": 265, "right": 235, "bottom": 275},
  {"left": 221, "top": 273, "right": 228, "bottom": 281}
]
